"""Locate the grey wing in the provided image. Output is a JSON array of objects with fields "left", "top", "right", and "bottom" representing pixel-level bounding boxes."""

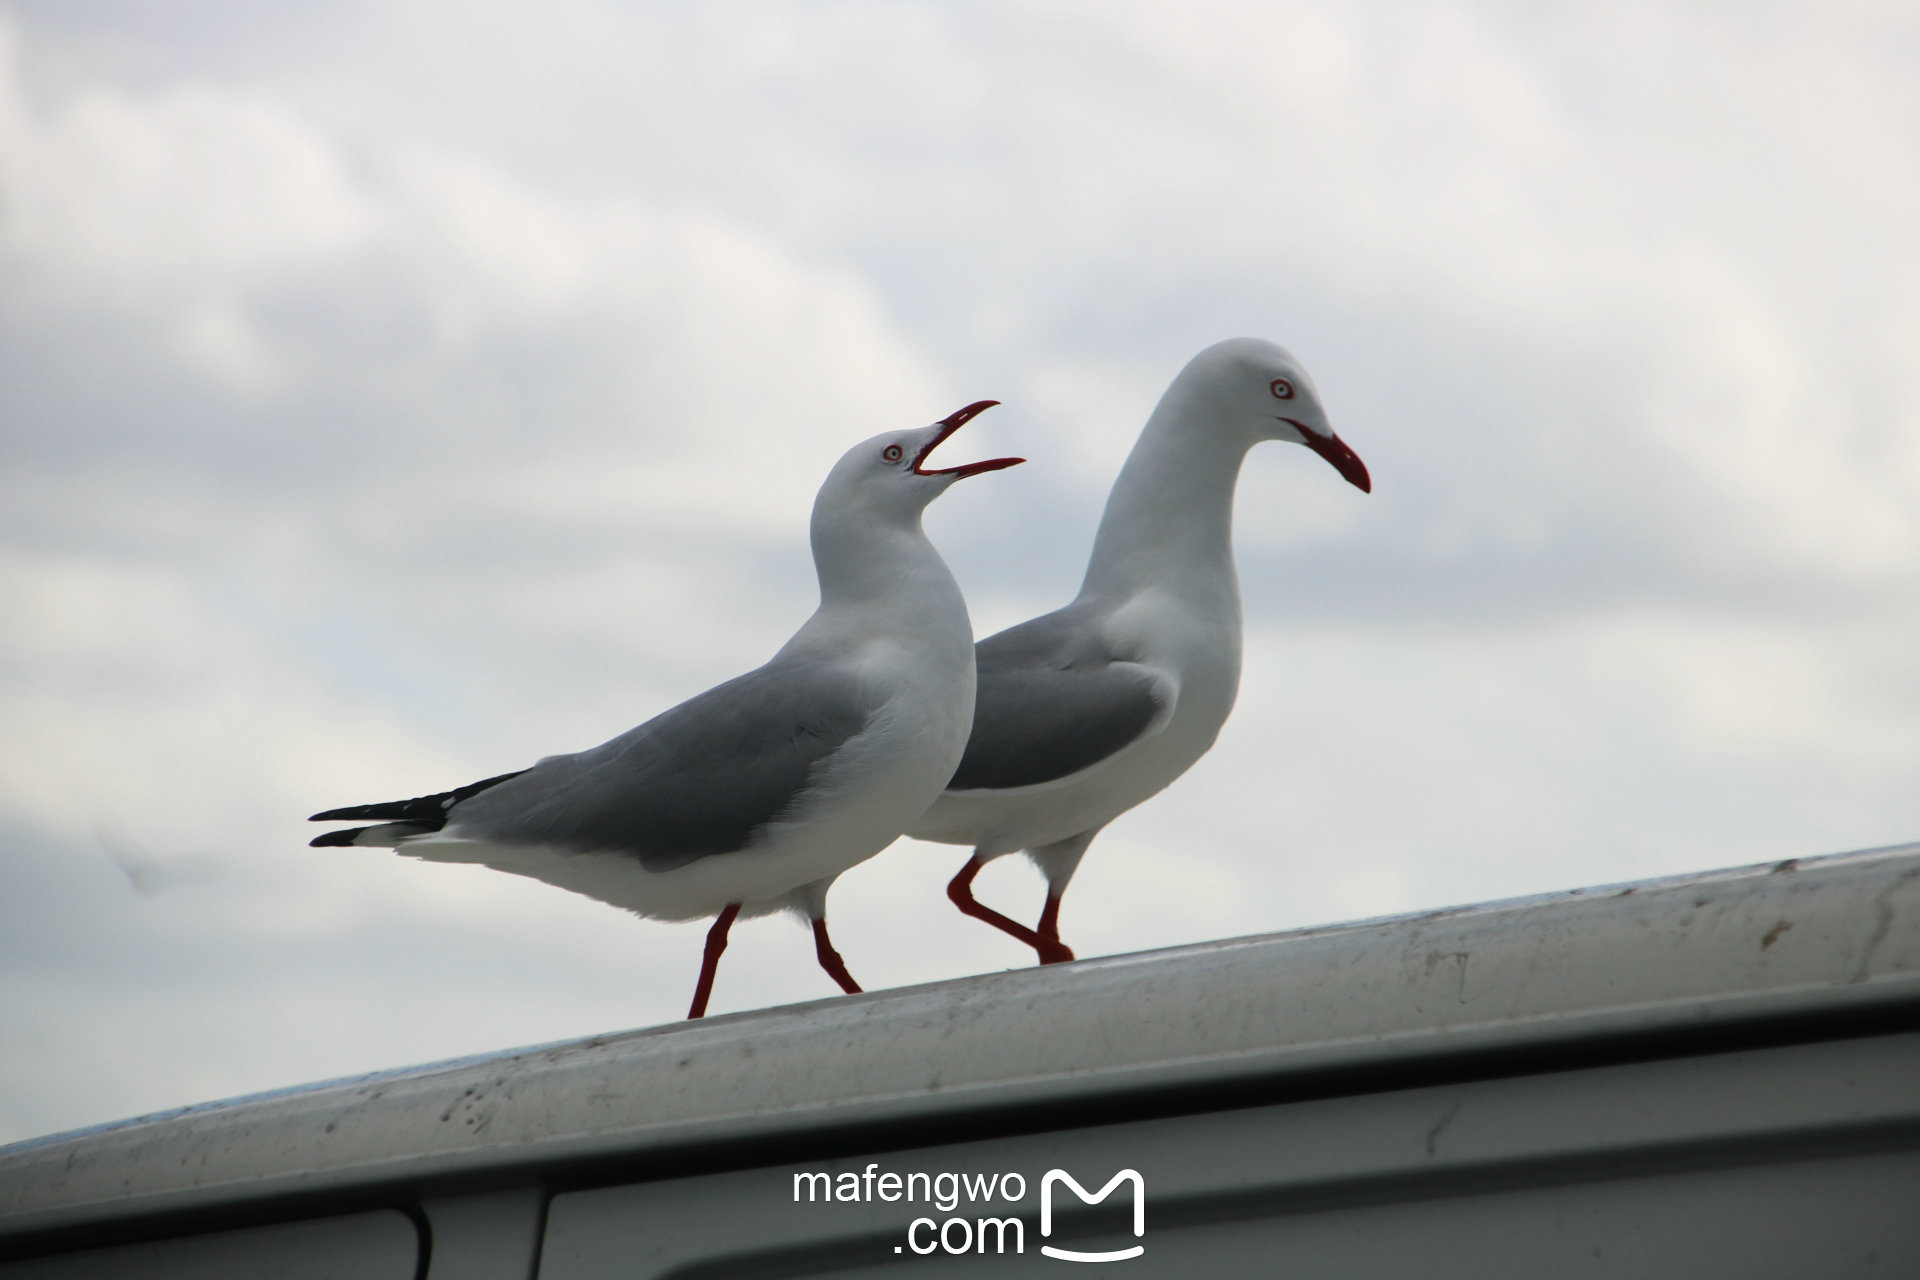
[
  {"left": 947, "top": 603, "right": 1163, "bottom": 791},
  {"left": 447, "top": 660, "right": 878, "bottom": 871}
]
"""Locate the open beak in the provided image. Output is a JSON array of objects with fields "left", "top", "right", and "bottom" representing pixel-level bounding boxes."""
[
  {"left": 915, "top": 400, "right": 1024, "bottom": 479},
  {"left": 1284, "top": 418, "right": 1371, "bottom": 493}
]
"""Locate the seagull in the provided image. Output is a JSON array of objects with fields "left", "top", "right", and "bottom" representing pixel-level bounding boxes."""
[
  {"left": 309, "top": 402, "right": 1021, "bottom": 1018},
  {"left": 908, "top": 339, "right": 1370, "bottom": 965}
]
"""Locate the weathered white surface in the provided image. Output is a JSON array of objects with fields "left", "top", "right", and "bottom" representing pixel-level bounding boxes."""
[{"left": 2, "top": 843, "right": 1916, "bottom": 1240}]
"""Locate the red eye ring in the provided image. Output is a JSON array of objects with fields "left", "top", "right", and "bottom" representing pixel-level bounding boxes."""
[
  {"left": 883, "top": 444, "right": 904, "bottom": 462},
  {"left": 1270, "top": 378, "right": 1295, "bottom": 400}
]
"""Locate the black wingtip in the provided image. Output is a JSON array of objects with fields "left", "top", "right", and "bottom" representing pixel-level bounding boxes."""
[
  {"left": 306, "top": 769, "right": 531, "bottom": 826},
  {"left": 309, "top": 828, "right": 367, "bottom": 847}
]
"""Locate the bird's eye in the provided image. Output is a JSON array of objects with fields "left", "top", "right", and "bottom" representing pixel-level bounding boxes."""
[
  {"left": 1270, "top": 378, "right": 1295, "bottom": 400},
  {"left": 883, "top": 444, "right": 905, "bottom": 462}
]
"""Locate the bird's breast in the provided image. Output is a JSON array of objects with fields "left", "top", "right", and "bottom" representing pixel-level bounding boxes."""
[{"left": 1103, "top": 587, "right": 1242, "bottom": 699}]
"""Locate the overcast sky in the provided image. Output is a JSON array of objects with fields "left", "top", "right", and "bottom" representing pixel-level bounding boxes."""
[{"left": 3, "top": 0, "right": 1917, "bottom": 1145}]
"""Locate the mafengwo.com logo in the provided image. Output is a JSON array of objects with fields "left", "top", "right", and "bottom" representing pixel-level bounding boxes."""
[{"left": 792, "top": 1164, "right": 1145, "bottom": 1261}]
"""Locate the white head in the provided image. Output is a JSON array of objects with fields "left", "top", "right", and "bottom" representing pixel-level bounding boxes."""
[
  {"left": 812, "top": 400, "right": 1023, "bottom": 528},
  {"left": 1174, "top": 337, "right": 1371, "bottom": 492}
]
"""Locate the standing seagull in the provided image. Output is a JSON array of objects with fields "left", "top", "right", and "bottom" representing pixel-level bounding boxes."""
[
  {"left": 309, "top": 403, "right": 1021, "bottom": 1017},
  {"left": 909, "top": 339, "right": 1369, "bottom": 964}
]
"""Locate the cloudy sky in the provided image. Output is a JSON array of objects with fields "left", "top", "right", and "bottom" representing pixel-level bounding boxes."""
[{"left": 3, "top": 0, "right": 1917, "bottom": 1144}]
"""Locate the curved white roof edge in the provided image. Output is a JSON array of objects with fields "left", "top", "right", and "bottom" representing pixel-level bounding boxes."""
[{"left": 3, "top": 842, "right": 1918, "bottom": 1238}]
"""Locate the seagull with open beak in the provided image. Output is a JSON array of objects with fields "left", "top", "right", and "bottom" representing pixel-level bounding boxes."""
[{"left": 311, "top": 401, "right": 1021, "bottom": 1017}]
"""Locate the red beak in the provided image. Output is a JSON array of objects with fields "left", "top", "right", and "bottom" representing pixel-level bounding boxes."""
[
  {"left": 1285, "top": 419, "right": 1371, "bottom": 493},
  {"left": 915, "top": 400, "right": 1024, "bottom": 478}
]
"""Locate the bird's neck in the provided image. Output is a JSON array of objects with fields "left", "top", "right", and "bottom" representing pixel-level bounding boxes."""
[
  {"left": 806, "top": 515, "right": 968, "bottom": 635},
  {"left": 1078, "top": 385, "right": 1257, "bottom": 603}
]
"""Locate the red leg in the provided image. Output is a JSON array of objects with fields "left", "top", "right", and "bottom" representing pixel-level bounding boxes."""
[
  {"left": 811, "top": 917, "right": 862, "bottom": 994},
  {"left": 947, "top": 856, "right": 1073, "bottom": 965},
  {"left": 1036, "top": 892, "right": 1075, "bottom": 965},
  {"left": 687, "top": 903, "right": 741, "bottom": 1019}
]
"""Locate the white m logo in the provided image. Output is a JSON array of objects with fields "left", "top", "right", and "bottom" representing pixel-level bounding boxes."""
[{"left": 1039, "top": 1169, "right": 1145, "bottom": 1262}]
